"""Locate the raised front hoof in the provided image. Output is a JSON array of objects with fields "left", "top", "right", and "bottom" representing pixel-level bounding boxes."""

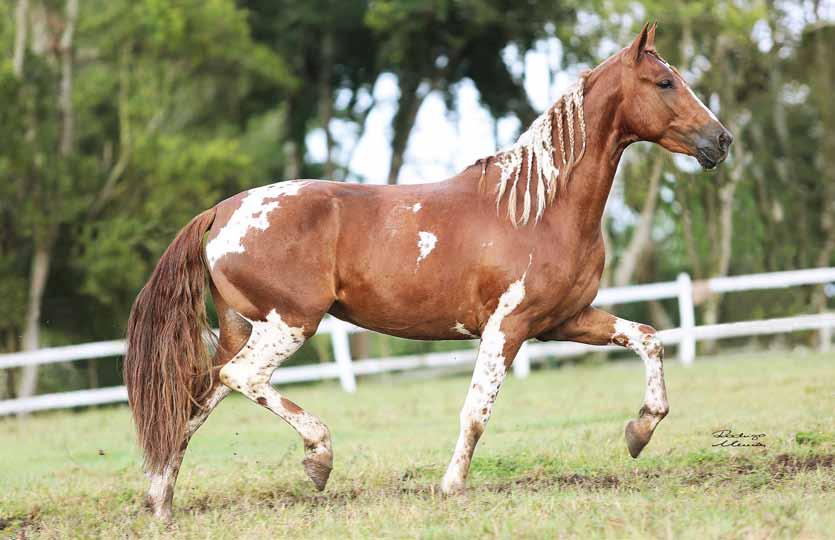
[
  {"left": 624, "top": 419, "right": 653, "bottom": 458},
  {"left": 303, "top": 455, "right": 333, "bottom": 491}
]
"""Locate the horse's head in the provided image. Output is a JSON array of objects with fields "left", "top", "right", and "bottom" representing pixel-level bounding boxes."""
[{"left": 618, "top": 23, "right": 732, "bottom": 169}]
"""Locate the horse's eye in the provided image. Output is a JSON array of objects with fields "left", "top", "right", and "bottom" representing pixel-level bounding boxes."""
[{"left": 657, "top": 79, "right": 674, "bottom": 89}]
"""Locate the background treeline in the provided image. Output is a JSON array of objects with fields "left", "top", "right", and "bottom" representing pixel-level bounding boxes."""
[{"left": 0, "top": 0, "right": 833, "bottom": 398}]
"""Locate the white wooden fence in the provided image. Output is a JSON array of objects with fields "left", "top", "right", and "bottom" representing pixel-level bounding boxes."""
[{"left": 1, "top": 268, "right": 833, "bottom": 416}]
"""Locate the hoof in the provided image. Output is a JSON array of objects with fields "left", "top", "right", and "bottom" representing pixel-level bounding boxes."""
[
  {"left": 625, "top": 419, "right": 653, "bottom": 458},
  {"left": 440, "top": 476, "right": 466, "bottom": 496},
  {"left": 303, "top": 455, "right": 333, "bottom": 491},
  {"left": 146, "top": 497, "right": 173, "bottom": 522}
]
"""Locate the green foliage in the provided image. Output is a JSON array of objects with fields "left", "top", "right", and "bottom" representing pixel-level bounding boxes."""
[{"left": 1, "top": 0, "right": 833, "bottom": 391}]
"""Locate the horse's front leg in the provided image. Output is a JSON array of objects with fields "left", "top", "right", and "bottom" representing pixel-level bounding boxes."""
[
  {"left": 543, "top": 306, "right": 669, "bottom": 458},
  {"left": 441, "top": 322, "right": 526, "bottom": 495}
]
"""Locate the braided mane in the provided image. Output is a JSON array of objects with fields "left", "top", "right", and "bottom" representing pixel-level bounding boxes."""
[{"left": 485, "top": 73, "right": 590, "bottom": 226}]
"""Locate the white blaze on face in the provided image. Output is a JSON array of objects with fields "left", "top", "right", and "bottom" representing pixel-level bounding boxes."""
[
  {"left": 685, "top": 84, "right": 719, "bottom": 123},
  {"left": 205, "top": 181, "right": 309, "bottom": 269},
  {"left": 453, "top": 322, "right": 477, "bottom": 339},
  {"left": 412, "top": 202, "right": 422, "bottom": 213},
  {"left": 416, "top": 231, "right": 437, "bottom": 263}
]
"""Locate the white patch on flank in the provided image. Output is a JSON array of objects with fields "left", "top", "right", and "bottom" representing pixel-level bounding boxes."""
[
  {"left": 412, "top": 202, "right": 422, "bottom": 213},
  {"left": 416, "top": 231, "right": 437, "bottom": 263},
  {"left": 205, "top": 181, "right": 309, "bottom": 269},
  {"left": 686, "top": 85, "right": 719, "bottom": 122},
  {"left": 453, "top": 322, "right": 478, "bottom": 339}
]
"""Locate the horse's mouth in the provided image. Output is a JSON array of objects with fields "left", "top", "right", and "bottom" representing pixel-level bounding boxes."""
[{"left": 696, "top": 148, "right": 726, "bottom": 170}]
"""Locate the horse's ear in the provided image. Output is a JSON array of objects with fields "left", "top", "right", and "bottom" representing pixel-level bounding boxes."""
[
  {"left": 646, "top": 21, "right": 657, "bottom": 51},
  {"left": 624, "top": 22, "right": 651, "bottom": 66}
]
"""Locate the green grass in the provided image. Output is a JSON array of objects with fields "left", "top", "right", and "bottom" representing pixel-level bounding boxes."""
[{"left": 1, "top": 350, "right": 833, "bottom": 539}]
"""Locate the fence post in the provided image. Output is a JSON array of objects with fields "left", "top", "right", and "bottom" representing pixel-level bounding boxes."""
[
  {"left": 677, "top": 272, "right": 696, "bottom": 365},
  {"left": 513, "top": 341, "right": 530, "bottom": 378},
  {"left": 330, "top": 321, "right": 357, "bottom": 393},
  {"left": 819, "top": 324, "right": 832, "bottom": 353}
]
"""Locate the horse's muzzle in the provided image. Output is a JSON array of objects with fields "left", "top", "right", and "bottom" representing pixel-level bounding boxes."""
[{"left": 696, "top": 128, "right": 733, "bottom": 170}]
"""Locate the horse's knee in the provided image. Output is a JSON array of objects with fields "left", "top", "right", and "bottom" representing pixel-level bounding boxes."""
[
  {"left": 642, "top": 331, "right": 664, "bottom": 361},
  {"left": 219, "top": 359, "right": 267, "bottom": 394}
]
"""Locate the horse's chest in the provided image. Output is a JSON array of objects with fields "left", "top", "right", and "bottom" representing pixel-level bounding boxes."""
[{"left": 527, "top": 242, "right": 605, "bottom": 323}]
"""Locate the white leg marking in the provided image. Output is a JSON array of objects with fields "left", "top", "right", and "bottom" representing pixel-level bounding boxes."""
[
  {"left": 147, "top": 384, "right": 230, "bottom": 519},
  {"left": 452, "top": 322, "right": 478, "bottom": 338},
  {"left": 441, "top": 271, "right": 528, "bottom": 494},
  {"left": 416, "top": 231, "right": 437, "bottom": 264},
  {"left": 611, "top": 319, "right": 668, "bottom": 416},
  {"left": 219, "top": 310, "right": 332, "bottom": 488},
  {"left": 205, "top": 181, "right": 309, "bottom": 269}
]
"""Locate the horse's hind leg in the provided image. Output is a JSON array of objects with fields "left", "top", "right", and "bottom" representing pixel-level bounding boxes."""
[
  {"left": 146, "top": 292, "right": 248, "bottom": 520},
  {"left": 147, "top": 383, "right": 230, "bottom": 519},
  {"left": 218, "top": 309, "right": 333, "bottom": 491},
  {"left": 544, "top": 307, "right": 669, "bottom": 458}
]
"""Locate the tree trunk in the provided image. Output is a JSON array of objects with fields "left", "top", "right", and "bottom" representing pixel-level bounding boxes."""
[
  {"left": 318, "top": 31, "right": 335, "bottom": 179},
  {"left": 614, "top": 153, "right": 664, "bottom": 287},
  {"left": 387, "top": 73, "right": 425, "bottom": 184},
  {"left": 809, "top": 21, "right": 835, "bottom": 347},
  {"left": 59, "top": 0, "right": 78, "bottom": 156},
  {"left": 13, "top": 0, "right": 28, "bottom": 77},
  {"left": 282, "top": 96, "right": 302, "bottom": 180},
  {"left": 701, "top": 130, "right": 744, "bottom": 353},
  {"left": 18, "top": 0, "right": 78, "bottom": 400},
  {"left": 18, "top": 241, "right": 53, "bottom": 398}
]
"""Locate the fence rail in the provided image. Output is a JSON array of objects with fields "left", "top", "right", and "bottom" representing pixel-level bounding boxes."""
[{"left": 1, "top": 268, "right": 834, "bottom": 416}]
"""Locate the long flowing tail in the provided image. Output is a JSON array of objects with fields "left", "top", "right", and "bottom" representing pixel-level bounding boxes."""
[{"left": 124, "top": 208, "right": 217, "bottom": 474}]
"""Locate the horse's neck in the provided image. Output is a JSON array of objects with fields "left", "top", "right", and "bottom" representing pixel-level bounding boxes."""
[
  {"left": 465, "top": 60, "right": 627, "bottom": 235},
  {"left": 547, "top": 64, "right": 627, "bottom": 236}
]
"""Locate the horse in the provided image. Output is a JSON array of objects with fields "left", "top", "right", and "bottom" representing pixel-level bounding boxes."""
[{"left": 124, "top": 23, "right": 732, "bottom": 520}]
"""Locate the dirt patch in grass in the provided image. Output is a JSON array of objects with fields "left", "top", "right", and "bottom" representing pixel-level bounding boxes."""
[
  {"left": 771, "top": 453, "right": 834, "bottom": 478},
  {"left": 0, "top": 506, "right": 42, "bottom": 536},
  {"left": 175, "top": 453, "right": 833, "bottom": 516}
]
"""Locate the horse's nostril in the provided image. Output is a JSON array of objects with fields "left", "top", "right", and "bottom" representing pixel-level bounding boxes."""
[{"left": 718, "top": 131, "right": 733, "bottom": 151}]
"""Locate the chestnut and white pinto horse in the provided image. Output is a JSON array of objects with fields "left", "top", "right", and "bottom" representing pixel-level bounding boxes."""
[{"left": 124, "top": 23, "right": 732, "bottom": 519}]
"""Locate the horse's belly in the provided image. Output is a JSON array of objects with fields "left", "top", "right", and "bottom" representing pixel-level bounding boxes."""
[{"left": 327, "top": 301, "right": 475, "bottom": 341}]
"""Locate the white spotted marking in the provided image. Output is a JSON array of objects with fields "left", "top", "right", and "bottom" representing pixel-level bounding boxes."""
[
  {"left": 611, "top": 318, "right": 667, "bottom": 416},
  {"left": 219, "top": 309, "right": 332, "bottom": 467},
  {"left": 412, "top": 202, "right": 422, "bottom": 213},
  {"left": 442, "top": 265, "right": 529, "bottom": 494},
  {"left": 205, "top": 181, "right": 309, "bottom": 269},
  {"left": 453, "top": 322, "right": 477, "bottom": 339},
  {"left": 416, "top": 231, "right": 437, "bottom": 263},
  {"left": 221, "top": 309, "right": 306, "bottom": 391}
]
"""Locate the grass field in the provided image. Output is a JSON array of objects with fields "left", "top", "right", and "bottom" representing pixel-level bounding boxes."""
[{"left": 1, "top": 350, "right": 833, "bottom": 539}]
